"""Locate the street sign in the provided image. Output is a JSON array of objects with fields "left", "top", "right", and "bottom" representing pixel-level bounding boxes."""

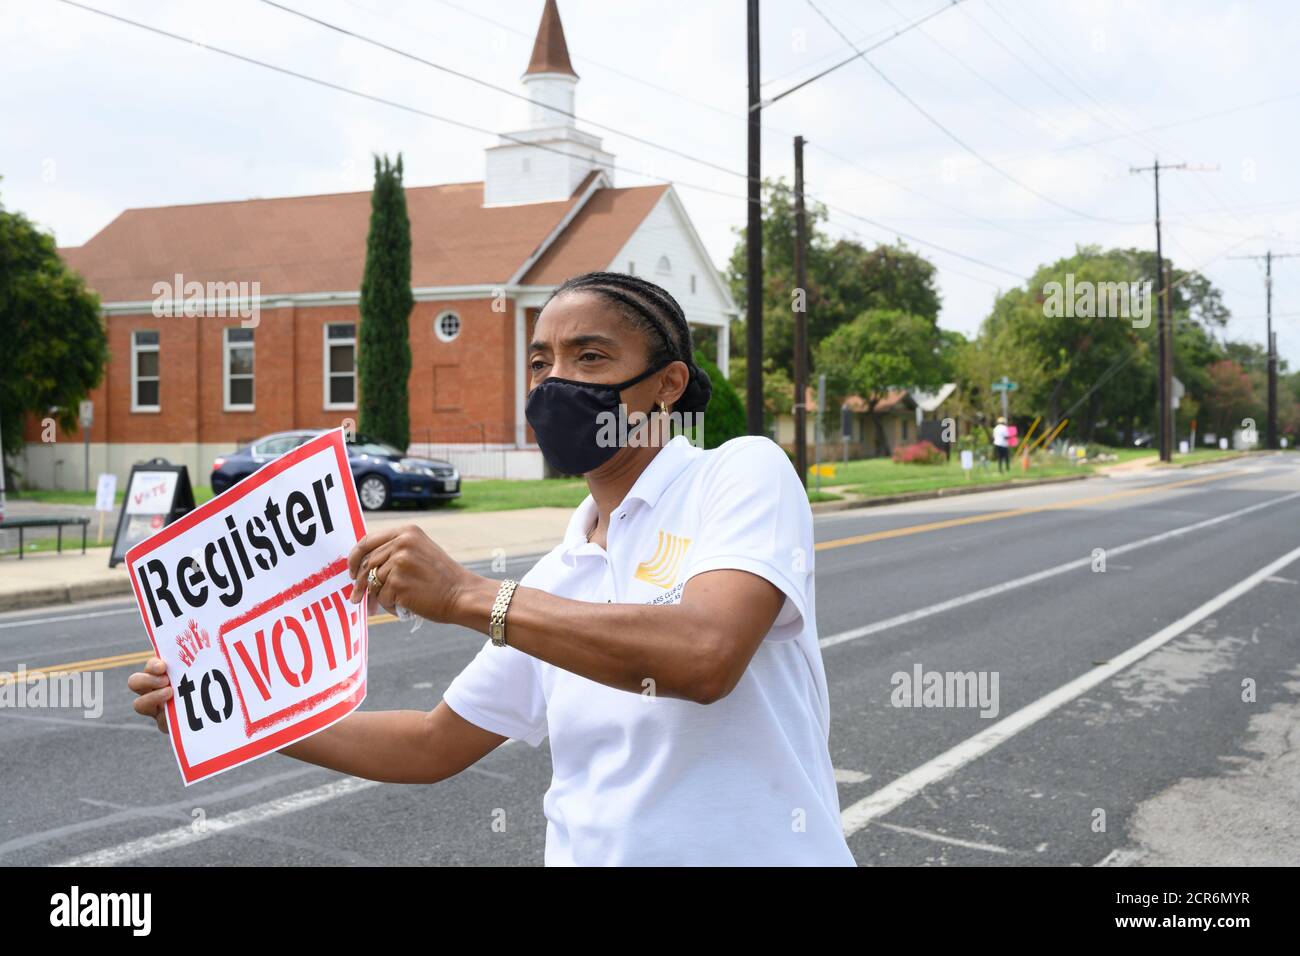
[
  {"left": 991, "top": 377, "right": 1018, "bottom": 392},
  {"left": 94, "top": 472, "right": 118, "bottom": 544},
  {"left": 94, "top": 473, "right": 117, "bottom": 512},
  {"left": 79, "top": 400, "right": 94, "bottom": 492}
]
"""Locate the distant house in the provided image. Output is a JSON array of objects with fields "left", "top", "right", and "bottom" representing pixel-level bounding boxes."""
[
  {"left": 21, "top": 0, "right": 736, "bottom": 490},
  {"left": 775, "top": 382, "right": 960, "bottom": 459}
]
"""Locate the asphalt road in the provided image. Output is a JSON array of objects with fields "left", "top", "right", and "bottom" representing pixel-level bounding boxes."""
[{"left": 1, "top": 454, "right": 1297, "bottom": 866}]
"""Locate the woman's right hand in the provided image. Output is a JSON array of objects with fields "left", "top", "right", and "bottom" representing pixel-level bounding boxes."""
[{"left": 127, "top": 657, "right": 173, "bottom": 735}]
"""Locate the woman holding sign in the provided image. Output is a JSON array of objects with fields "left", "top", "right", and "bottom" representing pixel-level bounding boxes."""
[{"left": 131, "top": 271, "right": 855, "bottom": 866}]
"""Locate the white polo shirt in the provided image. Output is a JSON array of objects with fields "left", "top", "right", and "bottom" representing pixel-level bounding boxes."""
[{"left": 441, "top": 434, "right": 856, "bottom": 866}]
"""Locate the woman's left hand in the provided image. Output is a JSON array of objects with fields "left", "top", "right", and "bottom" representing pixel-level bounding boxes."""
[{"left": 347, "top": 524, "right": 478, "bottom": 624}]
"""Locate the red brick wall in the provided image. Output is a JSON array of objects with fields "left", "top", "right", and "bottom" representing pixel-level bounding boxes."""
[
  {"left": 409, "top": 299, "right": 516, "bottom": 444},
  {"left": 24, "top": 298, "right": 523, "bottom": 448}
]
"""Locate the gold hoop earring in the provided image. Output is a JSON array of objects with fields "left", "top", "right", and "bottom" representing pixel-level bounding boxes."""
[{"left": 660, "top": 401, "right": 668, "bottom": 414}]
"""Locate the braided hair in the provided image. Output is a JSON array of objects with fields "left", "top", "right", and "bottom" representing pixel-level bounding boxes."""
[{"left": 545, "top": 271, "right": 713, "bottom": 415}]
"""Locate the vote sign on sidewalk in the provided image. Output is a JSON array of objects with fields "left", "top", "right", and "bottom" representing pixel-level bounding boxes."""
[{"left": 126, "top": 428, "right": 369, "bottom": 786}]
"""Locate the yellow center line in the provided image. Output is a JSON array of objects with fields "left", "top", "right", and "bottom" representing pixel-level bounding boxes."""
[
  {"left": 2, "top": 613, "right": 397, "bottom": 685},
  {"left": 814, "top": 468, "right": 1245, "bottom": 552}
]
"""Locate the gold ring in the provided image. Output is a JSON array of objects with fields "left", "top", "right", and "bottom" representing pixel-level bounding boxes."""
[{"left": 367, "top": 567, "right": 380, "bottom": 590}]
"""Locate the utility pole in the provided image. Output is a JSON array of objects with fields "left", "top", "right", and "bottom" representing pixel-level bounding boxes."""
[
  {"left": 745, "top": 0, "right": 764, "bottom": 436},
  {"left": 1230, "top": 250, "right": 1299, "bottom": 450},
  {"left": 793, "top": 136, "right": 809, "bottom": 486},
  {"left": 1129, "top": 159, "right": 1216, "bottom": 462}
]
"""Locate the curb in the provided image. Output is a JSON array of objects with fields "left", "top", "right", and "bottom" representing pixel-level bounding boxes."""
[
  {"left": 0, "top": 576, "right": 134, "bottom": 614},
  {"left": 1156, "top": 451, "right": 1254, "bottom": 469},
  {"left": 810, "top": 472, "right": 1092, "bottom": 514}
]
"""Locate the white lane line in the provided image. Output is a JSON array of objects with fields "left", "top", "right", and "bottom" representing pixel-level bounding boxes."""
[
  {"left": 871, "top": 821, "right": 1013, "bottom": 855},
  {"left": 840, "top": 541, "right": 1300, "bottom": 837},
  {"left": 819, "top": 490, "right": 1300, "bottom": 649},
  {"left": 0, "top": 607, "right": 136, "bottom": 630},
  {"left": 1096, "top": 848, "right": 1147, "bottom": 867},
  {"left": 51, "top": 776, "right": 380, "bottom": 867}
]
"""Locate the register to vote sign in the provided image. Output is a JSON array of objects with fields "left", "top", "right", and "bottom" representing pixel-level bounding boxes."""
[{"left": 126, "top": 428, "right": 369, "bottom": 785}]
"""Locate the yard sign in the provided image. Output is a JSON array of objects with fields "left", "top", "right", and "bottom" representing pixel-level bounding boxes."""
[{"left": 125, "top": 428, "right": 368, "bottom": 786}]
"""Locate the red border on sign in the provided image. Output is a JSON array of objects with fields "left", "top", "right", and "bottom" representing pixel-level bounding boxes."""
[{"left": 124, "top": 428, "right": 369, "bottom": 785}]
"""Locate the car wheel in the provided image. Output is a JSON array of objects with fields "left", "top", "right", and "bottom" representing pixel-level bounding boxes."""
[{"left": 358, "top": 475, "right": 390, "bottom": 511}]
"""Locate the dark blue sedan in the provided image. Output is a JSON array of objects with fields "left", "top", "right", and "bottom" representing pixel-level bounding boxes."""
[{"left": 210, "top": 430, "right": 461, "bottom": 510}]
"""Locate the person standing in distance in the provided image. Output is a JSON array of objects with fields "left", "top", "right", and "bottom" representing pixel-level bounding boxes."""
[{"left": 992, "top": 415, "right": 1011, "bottom": 473}]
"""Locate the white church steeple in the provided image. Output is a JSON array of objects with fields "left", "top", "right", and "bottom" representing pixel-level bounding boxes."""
[{"left": 483, "top": 0, "right": 615, "bottom": 206}]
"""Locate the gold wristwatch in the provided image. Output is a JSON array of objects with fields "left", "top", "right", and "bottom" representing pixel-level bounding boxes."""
[{"left": 489, "top": 579, "right": 519, "bottom": 647}]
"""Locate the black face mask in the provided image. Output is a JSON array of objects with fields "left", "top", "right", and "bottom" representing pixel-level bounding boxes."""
[{"left": 525, "top": 362, "right": 669, "bottom": 475}]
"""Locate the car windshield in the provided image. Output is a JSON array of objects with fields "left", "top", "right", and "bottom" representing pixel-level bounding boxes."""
[{"left": 347, "top": 438, "right": 404, "bottom": 458}]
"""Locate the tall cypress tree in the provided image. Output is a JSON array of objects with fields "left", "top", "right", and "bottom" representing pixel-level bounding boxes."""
[{"left": 358, "top": 153, "right": 413, "bottom": 451}]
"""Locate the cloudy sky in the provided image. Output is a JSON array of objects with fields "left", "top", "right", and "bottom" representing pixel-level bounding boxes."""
[{"left": 4, "top": 0, "right": 1298, "bottom": 366}]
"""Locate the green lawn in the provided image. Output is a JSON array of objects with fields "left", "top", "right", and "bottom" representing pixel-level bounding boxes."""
[
  {"left": 441, "top": 478, "right": 591, "bottom": 512},
  {"left": 1169, "top": 448, "right": 1248, "bottom": 466},
  {"left": 13, "top": 487, "right": 217, "bottom": 507},
  {"left": 809, "top": 454, "right": 1091, "bottom": 498},
  {"left": 806, "top": 491, "right": 844, "bottom": 503},
  {"left": 1103, "top": 447, "right": 1159, "bottom": 464},
  {"left": 0, "top": 536, "right": 111, "bottom": 557}
]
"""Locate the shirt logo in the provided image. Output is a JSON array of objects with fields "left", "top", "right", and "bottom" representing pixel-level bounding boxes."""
[{"left": 634, "top": 531, "right": 692, "bottom": 588}]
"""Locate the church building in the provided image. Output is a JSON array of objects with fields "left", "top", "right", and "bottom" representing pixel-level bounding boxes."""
[{"left": 22, "top": 0, "right": 735, "bottom": 487}]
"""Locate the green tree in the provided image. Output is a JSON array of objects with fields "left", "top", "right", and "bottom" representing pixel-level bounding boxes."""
[
  {"left": 816, "top": 308, "right": 943, "bottom": 454},
  {"left": 725, "top": 178, "right": 941, "bottom": 372},
  {"left": 691, "top": 350, "right": 745, "bottom": 449},
  {"left": 0, "top": 188, "right": 106, "bottom": 464},
  {"left": 965, "top": 244, "right": 1231, "bottom": 444},
  {"left": 726, "top": 353, "right": 794, "bottom": 431},
  {"left": 1203, "top": 359, "right": 1257, "bottom": 439},
  {"left": 358, "top": 154, "right": 414, "bottom": 450}
]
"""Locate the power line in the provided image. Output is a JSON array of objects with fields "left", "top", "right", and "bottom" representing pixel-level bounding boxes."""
[
  {"left": 882, "top": 88, "right": 1300, "bottom": 191},
  {"left": 419, "top": 0, "right": 749, "bottom": 126},
  {"left": 977, "top": 0, "right": 1161, "bottom": 157},
  {"left": 53, "top": 0, "right": 757, "bottom": 209},
  {"left": 880, "top": 0, "right": 1138, "bottom": 172},
  {"left": 757, "top": 0, "right": 963, "bottom": 109},
  {"left": 321, "top": 0, "right": 1298, "bottom": 256},
  {"left": 823, "top": 214, "right": 1014, "bottom": 289},
  {"left": 808, "top": 143, "right": 1045, "bottom": 242},
  {"left": 805, "top": 0, "right": 1134, "bottom": 226},
  {"left": 49, "top": 0, "right": 1070, "bottom": 298},
  {"left": 815, "top": 199, "right": 1027, "bottom": 280},
  {"left": 261, "top": 0, "right": 750, "bottom": 185},
  {"left": 760, "top": 8, "right": 915, "bottom": 91}
]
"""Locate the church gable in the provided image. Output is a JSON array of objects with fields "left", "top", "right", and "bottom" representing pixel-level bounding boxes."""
[{"left": 609, "top": 188, "right": 736, "bottom": 331}]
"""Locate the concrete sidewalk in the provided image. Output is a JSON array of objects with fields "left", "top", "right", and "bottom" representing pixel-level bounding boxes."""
[{"left": 0, "top": 507, "right": 575, "bottom": 613}]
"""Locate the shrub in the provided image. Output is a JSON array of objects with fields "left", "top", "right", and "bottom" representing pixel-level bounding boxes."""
[
  {"left": 892, "top": 439, "right": 946, "bottom": 465},
  {"left": 691, "top": 349, "right": 746, "bottom": 449},
  {"left": 957, "top": 425, "right": 992, "bottom": 452}
]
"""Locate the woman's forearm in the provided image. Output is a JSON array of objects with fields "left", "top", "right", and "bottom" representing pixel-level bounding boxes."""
[
  {"left": 279, "top": 709, "right": 447, "bottom": 784},
  {"left": 449, "top": 577, "right": 716, "bottom": 703}
]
